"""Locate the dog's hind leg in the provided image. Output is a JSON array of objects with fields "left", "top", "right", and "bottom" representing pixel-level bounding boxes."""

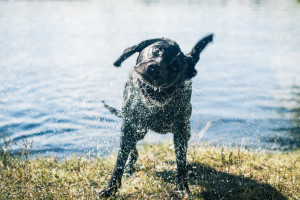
[
  {"left": 124, "top": 146, "right": 139, "bottom": 176},
  {"left": 124, "top": 128, "right": 148, "bottom": 176}
]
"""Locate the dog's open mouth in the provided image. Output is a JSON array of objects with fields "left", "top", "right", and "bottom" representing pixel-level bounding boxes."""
[{"left": 139, "top": 73, "right": 153, "bottom": 85}]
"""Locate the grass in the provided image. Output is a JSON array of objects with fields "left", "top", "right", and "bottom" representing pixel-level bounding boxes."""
[{"left": 0, "top": 141, "right": 299, "bottom": 199}]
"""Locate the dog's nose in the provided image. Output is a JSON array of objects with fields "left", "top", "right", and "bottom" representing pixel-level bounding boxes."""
[{"left": 147, "top": 64, "right": 161, "bottom": 78}]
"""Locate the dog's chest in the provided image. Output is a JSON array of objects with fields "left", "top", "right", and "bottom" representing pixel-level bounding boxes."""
[
  {"left": 124, "top": 89, "right": 190, "bottom": 133},
  {"left": 147, "top": 106, "right": 180, "bottom": 133},
  {"left": 122, "top": 75, "right": 192, "bottom": 133}
]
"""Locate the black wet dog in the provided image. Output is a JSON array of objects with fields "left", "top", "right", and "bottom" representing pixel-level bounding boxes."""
[{"left": 100, "top": 34, "right": 213, "bottom": 197}]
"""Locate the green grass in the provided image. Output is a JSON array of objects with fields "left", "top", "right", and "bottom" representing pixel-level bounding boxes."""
[{"left": 0, "top": 142, "right": 299, "bottom": 199}]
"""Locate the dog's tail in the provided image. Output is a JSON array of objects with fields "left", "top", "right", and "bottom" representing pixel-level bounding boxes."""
[{"left": 101, "top": 100, "right": 123, "bottom": 118}]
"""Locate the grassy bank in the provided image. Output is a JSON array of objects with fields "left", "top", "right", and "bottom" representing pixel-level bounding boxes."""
[{"left": 0, "top": 143, "right": 299, "bottom": 199}]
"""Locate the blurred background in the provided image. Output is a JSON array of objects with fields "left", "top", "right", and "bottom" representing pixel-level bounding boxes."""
[{"left": 0, "top": 0, "right": 299, "bottom": 157}]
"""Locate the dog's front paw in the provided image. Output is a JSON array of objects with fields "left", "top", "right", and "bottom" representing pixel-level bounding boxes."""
[
  {"left": 173, "top": 183, "right": 191, "bottom": 199},
  {"left": 99, "top": 187, "right": 117, "bottom": 198},
  {"left": 172, "top": 188, "right": 191, "bottom": 199}
]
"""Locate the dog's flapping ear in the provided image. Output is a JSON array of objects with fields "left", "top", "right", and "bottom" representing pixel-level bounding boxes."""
[
  {"left": 187, "top": 34, "right": 214, "bottom": 66},
  {"left": 185, "top": 34, "right": 214, "bottom": 79},
  {"left": 113, "top": 38, "right": 163, "bottom": 67}
]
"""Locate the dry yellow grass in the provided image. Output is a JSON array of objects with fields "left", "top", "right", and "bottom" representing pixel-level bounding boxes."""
[{"left": 0, "top": 142, "right": 299, "bottom": 199}]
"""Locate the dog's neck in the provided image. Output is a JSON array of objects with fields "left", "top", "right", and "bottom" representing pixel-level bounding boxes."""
[{"left": 132, "top": 71, "right": 186, "bottom": 106}]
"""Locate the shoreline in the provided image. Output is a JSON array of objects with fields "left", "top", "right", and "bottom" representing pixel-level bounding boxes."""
[{"left": 1, "top": 143, "right": 299, "bottom": 199}]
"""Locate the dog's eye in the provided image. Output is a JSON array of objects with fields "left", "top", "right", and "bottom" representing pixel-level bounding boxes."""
[
  {"left": 171, "top": 67, "right": 179, "bottom": 73},
  {"left": 170, "top": 59, "right": 180, "bottom": 73},
  {"left": 153, "top": 47, "right": 161, "bottom": 56}
]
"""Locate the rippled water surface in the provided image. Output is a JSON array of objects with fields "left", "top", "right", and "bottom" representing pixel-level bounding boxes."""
[{"left": 0, "top": 0, "right": 299, "bottom": 157}]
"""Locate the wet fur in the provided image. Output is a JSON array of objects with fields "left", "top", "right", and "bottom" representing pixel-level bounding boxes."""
[{"left": 100, "top": 34, "right": 213, "bottom": 197}]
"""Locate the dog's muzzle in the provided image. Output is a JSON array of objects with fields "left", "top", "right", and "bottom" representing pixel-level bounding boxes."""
[
  {"left": 134, "top": 60, "right": 165, "bottom": 87},
  {"left": 146, "top": 63, "right": 161, "bottom": 78}
]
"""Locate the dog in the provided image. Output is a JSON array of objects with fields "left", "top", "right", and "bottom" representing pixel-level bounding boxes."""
[{"left": 99, "top": 34, "right": 213, "bottom": 197}]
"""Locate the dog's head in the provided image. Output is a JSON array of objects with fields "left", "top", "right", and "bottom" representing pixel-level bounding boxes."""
[{"left": 114, "top": 34, "right": 213, "bottom": 89}]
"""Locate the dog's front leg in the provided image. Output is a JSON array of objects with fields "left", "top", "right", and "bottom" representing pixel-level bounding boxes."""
[
  {"left": 173, "top": 123, "right": 191, "bottom": 195},
  {"left": 99, "top": 127, "right": 137, "bottom": 198}
]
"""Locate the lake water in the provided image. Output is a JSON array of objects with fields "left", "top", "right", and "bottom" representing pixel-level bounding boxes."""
[{"left": 0, "top": 0, "right": 299, "bottom": 157}]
